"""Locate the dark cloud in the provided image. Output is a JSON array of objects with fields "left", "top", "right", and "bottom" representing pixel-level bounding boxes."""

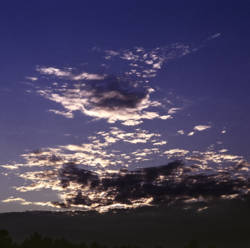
[
  {"left": 54, "top": 160, "right": 250, "bottom": 210},
  {"left": 59, "top": 163, "right": 99, "bottom": 188},
  {"left": 87, "top": 76, "right": 148, "bottom": 110}
]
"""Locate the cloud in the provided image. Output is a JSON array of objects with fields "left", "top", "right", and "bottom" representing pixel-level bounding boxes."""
[
  {"left": 186, "top": 125, "right": 211, "bottom": 137},
  {"left": 49, "top": 109, "right": 74, "bottom": 118},
  {"left": 102, "top": 44, "right": 192, "bottom": 80},
  {"left": 1, "top": 164, "right": 20, "bottom": 170},
  {"left": 208, "top": 33, "right": 221, "bottom": 40},
  {"left": 32, "top": 44, "right": 190, "bottom": 125},
  {"left": 186, "top": 150, "right": 244, "bottom": 166},
  {"left": 168, "top": 107, "right": 181, "bottom": 114},
  {"left": 193, "top": 125, "right": 211, "bottom": 131},
  {"left": 164, "top": 149, "right": 189, "bottom": 158},
  {"left": 39, "top": 160, "right": 250, "bottom": 211},
  {"left": 37, "top": 67, "right": 72, "bottom": 77},
  {"left": 177, "top": 130, "right": 185, "bottom": 135},
  {"left": 36, "top": 66, "right": 105, "bottom": 81},
  {"left": 2, "top": 197, "right": 58, "bottom": 208},
  {"left": 26, "top": 76, "right": 38, "bottom": 81},
  {"left": 153, "top": 141, "right": 167, "bottom": 146},
  {"left": 72, "top": 72, "right": 105, "bottom": 81},
  {"left": 36, "top": 75, "right": 172, "bottom": 125},
  {"left": 8, "top": 126, "right": 166, "bottom": 176},
  {"left": 4, "top": 139, "right": 250, "bottom": 212}
]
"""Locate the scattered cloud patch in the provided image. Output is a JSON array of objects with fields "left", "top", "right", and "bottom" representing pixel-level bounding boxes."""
[
  {"left": 37, "top": 66, "right": 105, "bottom": 81},
  {"left": 193, "top": 125, "right": 211, "bottom": 131},
  {"left": 208, "top": 33, "right": 221, "bottom": 40},
  {"left": 177, "top": 130, "right": 185, "bottom": 135},
  {"left": 102, "top": 44, "right": 192, "bottom": 80},
  {"left": 26, "top": 76, "right": 38, "bottom": 81}
]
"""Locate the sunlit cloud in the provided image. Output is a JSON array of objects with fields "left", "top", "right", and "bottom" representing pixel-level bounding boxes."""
[
  {"left": 3, "top": 138, "right": 250, "bottom": 212},
  {"left": 103, "top": 44, "right": 191, "bottom": 80},
  {"left": 36, "top": 66, "right": 105, "bottom": 81},
  {"left": 193, "top": 125, "right": 211, "bottom": 131},
  {"left": 26, "top": 76, "right": 38, "bottom": 81},
  {"left": 49, "top": 109, "right": 74, "bottom": 118},
  {"left": 177, "top": 130, "right": 185, "bottom": 135},
  {"left": 164, "top": 149, "right": 189, "bottom": 158},
  {"left": 1, "top": 164, "right": 20, "bottom": 170},
  {"left": 37, "top": 67, "right": 72, "bottom": 77},
  {"left": 4, "top": 40, "right": 249, "bottom": 214},
  {"left": 168, "top": 107, "right": 182, "bottom": 114},
  {"left": 2, "top": 197, "right": 59, "bottom": 208},
  {"left": 35, "top": 75, "right": 175, "bottom": 125}
]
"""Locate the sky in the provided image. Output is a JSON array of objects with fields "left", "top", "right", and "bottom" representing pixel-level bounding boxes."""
[{"left": 1, "top": 0, "right": 250, "bottom": 213}]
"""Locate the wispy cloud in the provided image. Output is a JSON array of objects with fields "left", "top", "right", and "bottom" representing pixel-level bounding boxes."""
[
  {"left": 207, "top": 33, "right": 221, "bottom": 40},
  {"left": 26, "top": 76, "right": 38, "bottom": 81},
  {"left": 2, "top": 197, "right": 59, "bottom": 208},
  {"left": 36, "top": 66, "right": 105, "bottom": 81}
]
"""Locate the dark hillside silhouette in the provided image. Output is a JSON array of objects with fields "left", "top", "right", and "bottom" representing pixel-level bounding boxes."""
[{"left": 0, "top": 230, "right": 215, "bottom": 248}]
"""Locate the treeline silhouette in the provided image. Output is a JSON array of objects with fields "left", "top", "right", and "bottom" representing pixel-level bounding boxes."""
[{"left": 0, "top": 229, "right": 217, "bottom": 248}]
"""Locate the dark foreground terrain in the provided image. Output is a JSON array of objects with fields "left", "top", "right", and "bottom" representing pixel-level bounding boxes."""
[{"left": 1, "top": 199, "right": 250, "bottom": 248}]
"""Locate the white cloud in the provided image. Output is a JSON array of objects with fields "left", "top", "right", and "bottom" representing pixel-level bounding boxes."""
[
  {"left": 49, "top": 109, "right": 73, "bottom": 118},
  {"left": 37, "top": 66, "right": 105, "bottom": 81},
  {"left": 2, "top": 197, "right": 58, "bottom": 208},
  {"left": 72, "top": 72, "right": 105, "bottom": 81},
  {"left": 26, "top": 76, "right": 38, "bottom": 81},
  {"left": 177, "top": 130, "right": 185, "bottom": 135},
  {"left": 37, "top": 67, "right": 71, "bottom": 77},
  {"left": 102, "top": 44, "right": 192, "bottom": 80},
  {"left": 193, "top": 125, "right": 211, "bottom": 131},
  {"left": 168, "top": 107, "right": 181, "bottom": 114},
  {"left": 153, "top": 141, "right": 167, "bottom": 146},
  {"left": 164, "top": 148, "right": 189, "bottom": 157},
  {"left": 1, "top": 164, "right": 20, "bottom": 170},
  {"left": 187, "top": 131, "right": 194, "bottom": 136}
]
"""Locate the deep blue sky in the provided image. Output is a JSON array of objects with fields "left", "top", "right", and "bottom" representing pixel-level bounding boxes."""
[{"left": 0, "top": 0, "right": 250, "bottom": 212}]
